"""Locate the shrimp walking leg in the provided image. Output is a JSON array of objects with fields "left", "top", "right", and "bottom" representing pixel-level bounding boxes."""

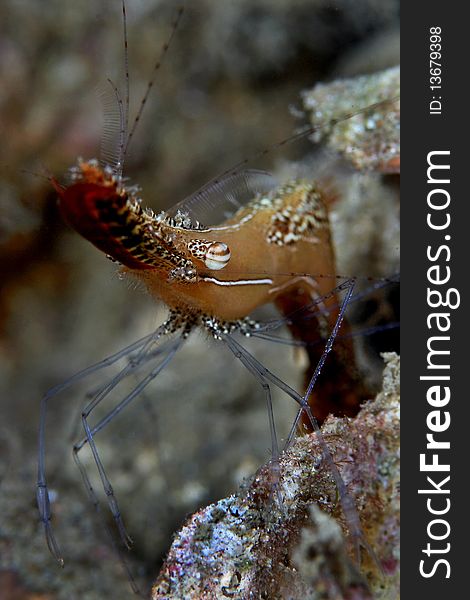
[
  {"left": 36, "top": 323, "right": 177, "bottom": 563},
  {"left": 75, "top": 334, "right": 184, "bottom": 548},
  {"left": 36, "top": 331, "right": 161, "bottom": 565},
  {"left": 223, "top": 279, "right": 379, "bottom": 567},
  {"left": 222, "top": 334, "right": 282, "bottom": 498}
]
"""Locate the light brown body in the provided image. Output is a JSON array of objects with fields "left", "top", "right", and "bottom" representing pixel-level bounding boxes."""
[{"left": 139, "top": 182, "right": 336, "bottom": 322}]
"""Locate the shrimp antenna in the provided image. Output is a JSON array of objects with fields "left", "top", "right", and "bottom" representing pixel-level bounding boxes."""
[
  {"left": 120, "top": 2, "right": 185, "bottom": 167},
  {"left": 121, "top": 0, "right": 130, "bottom": 145},
  {"left": 188, "top": 95, "right": 400, "bottom": 205},
  {"left": 18, "top": 166, "right": 55, "bottom": 184}
]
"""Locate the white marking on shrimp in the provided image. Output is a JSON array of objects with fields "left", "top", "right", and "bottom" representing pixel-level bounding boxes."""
[{"left": 201, "top": 276, "right": 273, "bottom": 286}]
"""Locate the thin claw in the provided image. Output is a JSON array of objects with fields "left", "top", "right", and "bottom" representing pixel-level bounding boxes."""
[
  {"left": 354, "top": 534, "right": 385, "bottom": 577},
  {"left": 36, "top": 482, "right": 64, "bottom": 566},
  {"left": 266, "top": 458, "right": 284, "bottom": 511},
  {"left": 116, "top": 518, "right": 133, "bottom": 550},
  {"left": 45, "top": 523, "right": 65, "bottom": 567},
  {"left": 103, "top": 486, "right": 133, "bottom": 548}
]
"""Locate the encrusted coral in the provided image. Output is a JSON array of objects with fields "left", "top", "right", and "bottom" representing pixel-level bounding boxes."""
[
  {"left": 153, "top": 354, "right": 400, "bottom": 599},
  {"left": 301, "top": 67, "right": 400, "bottom": 173}
]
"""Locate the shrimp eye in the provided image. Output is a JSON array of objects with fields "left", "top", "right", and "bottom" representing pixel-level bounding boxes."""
[{"left": 204, "top": 242, "right": 231, "bottom": 270}]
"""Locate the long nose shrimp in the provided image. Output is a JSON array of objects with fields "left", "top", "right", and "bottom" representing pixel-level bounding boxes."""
[{"left": 35, "top": 1, "right": 399, "bottom": 595}]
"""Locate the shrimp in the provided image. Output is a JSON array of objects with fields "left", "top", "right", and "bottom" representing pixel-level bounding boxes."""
[{"left": 33, "top": 0, "right": 400, "bottom": 595}]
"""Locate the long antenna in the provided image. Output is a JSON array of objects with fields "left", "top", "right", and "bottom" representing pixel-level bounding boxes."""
[
  {"left": 184, "top": 95, "right": 400, "bottom": 206},
  {"left": 121, "top": 0, "right": 130, "bottom": 146},
  {"left": 122, "top": 4, "right": 185, "bottom": 165}
]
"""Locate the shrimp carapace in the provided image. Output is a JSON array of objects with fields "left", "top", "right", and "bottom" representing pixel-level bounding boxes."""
[{"left": 56, "top": 158, "right": 371, "bottom": 423}]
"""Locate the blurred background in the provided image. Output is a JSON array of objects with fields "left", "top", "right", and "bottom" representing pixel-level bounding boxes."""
[{"left": 0, "top": 0, "right": 399, "bottom": 597}]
